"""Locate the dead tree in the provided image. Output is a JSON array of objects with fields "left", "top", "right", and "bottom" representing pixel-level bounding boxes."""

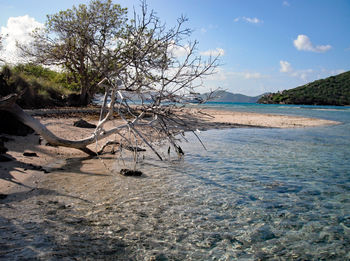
[{"left": 0, "top": 3, "right": 220, "bottom": 160}]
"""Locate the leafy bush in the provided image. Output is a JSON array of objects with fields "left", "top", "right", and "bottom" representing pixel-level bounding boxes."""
[{"left": 1, "top": 64, "right": 80, "bottom": 108}]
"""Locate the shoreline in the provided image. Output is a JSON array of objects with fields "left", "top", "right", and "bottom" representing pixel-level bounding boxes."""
[{"left": 0, "top": 107, "right": 340, "bottom": 196}]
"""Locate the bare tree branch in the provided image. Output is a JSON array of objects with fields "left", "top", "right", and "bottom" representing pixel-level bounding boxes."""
[{"left": 2, "top": 2, "right": 221, "bottom": 163}]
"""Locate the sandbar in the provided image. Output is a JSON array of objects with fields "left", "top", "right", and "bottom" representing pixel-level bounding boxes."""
[{"left": 0, "top": 107, "right": 340, "bottom": 195}]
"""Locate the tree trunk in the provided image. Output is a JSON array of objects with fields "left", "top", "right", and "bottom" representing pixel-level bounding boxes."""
[
  {"left": 0, "top": 94, "right": 97, "bottom": 156},
  {"left": 79, "top": 85, "right": 90, "bottom": 106}
]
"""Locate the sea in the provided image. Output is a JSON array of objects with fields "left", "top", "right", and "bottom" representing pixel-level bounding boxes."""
[{"left": 1, "top": 103, "right": 350, "bottom": 260}]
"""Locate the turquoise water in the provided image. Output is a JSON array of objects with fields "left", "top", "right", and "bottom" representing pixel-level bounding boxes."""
[
  {"left": 130, "top": 103, "right": 350, "bottom": 259},
  {"left": 1, "top": 103, "right": 350, "bottom": 260},
  {"left": 135, "top": 103, "right": 350, "bottom": 259}
]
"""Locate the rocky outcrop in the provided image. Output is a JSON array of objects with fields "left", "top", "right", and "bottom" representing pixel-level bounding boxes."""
[{"left": 73, "top": 119, "right": 97, "bottom": 129}]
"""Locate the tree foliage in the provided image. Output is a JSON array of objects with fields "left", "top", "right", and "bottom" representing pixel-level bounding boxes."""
[
  {"left": 0, "top": 64, "right": 76, "bottom": 108},
  {"left": 258, "top": 71, "right": 350, "bottom": 106},
  {"left": 20, "top": 0, "right": 128, "bottom": 105},
  {"left": 20, "top": 0, "right": 219, "bottom": 107},
  {"left": 2, "top": 1, "right": 220, "bottom": 160}
]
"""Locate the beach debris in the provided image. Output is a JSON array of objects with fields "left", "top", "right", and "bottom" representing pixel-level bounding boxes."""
[
  {"left": 120, "top": 169, "right": 143, "bottom": 176},
  {"left": 24, "top": 163, "right": 50, "bottom": 173},
  {"left": 0, "top": 140, "right": 8, "bottom": 154},
  {"left": 98, "top": 141, "right": 146, "bottom": 155},
  {"left": 23, "top": 152, "right": 38, "bottom": 157},
  {"left": 73, "top": 119, "right": 96, "bottom": 129}
]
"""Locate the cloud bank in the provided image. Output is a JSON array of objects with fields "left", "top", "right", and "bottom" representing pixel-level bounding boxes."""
[
  {"left": 279, "top": 60, "right": 313, "bottom": 81},
  {"left": 293, "top": 34, "right": 331, "bottom": 53},
  {"left": 0, "top": 15, "right": 43, "bottom": 64}
]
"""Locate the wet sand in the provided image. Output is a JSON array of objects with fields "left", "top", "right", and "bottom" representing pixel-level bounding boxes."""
[{"left": 0, "top": 107, "right": 340, "bottom": 195}]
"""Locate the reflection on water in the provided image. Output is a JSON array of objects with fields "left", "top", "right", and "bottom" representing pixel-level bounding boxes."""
[{"left": 1, "top": 105, "right": 350, "bottom": 260}]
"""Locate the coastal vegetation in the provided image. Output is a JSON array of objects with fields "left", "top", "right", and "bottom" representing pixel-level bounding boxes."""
[
  {"left": 0, "top": 64, "right": 77, "bottom": 108},
  {"left": 258, "top": 70, "right": 350, "bottom": 105},
  {"left": 18, "top": 0, "right": 128, "bottom": 105},
  {"left": 0, "top": 0, "right": 219, "bottom": 157}
]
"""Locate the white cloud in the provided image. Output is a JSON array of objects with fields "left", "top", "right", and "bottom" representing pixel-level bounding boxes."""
[
  {"left": 0, "top": 15, "right": 43, "bottom": 64},
  {"left": 168, "top": 43, "right": 191, "bottom": 57},
  {"left": 243, "top": 72, "right": 264, "bottom": 79},
  {"left": 279, "top": 60, "right": 345, "bottom": 82},
  {"left": 280, "top": 60, "right": 310, "bottom": 80},
  {"left": 283, "top": 1, "right": 290, "bottom": 7},
  {"left": 206, "top": 68, "right": 267, "bottom": 83},
  {"left": 200, "top": 48, "right": 225, "bottom": 57},
  {"left": 293, "top": 34, "right": 331, "bottom": 53},
  {"left": 201, "top": 68, "right": 271, "bottom": 96},
  {"left": 279, "top": 60, "right": 293, "bottom": 73},
  {"left": 234, "top": 16, "right": 263, "bottom": 24}
]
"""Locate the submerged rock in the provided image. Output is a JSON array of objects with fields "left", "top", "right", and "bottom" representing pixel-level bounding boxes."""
[
  {"left": 120, "top": 169, "right": 143, "bottom": 176},
  {"left": 73, "top": 119, "right": 96, "bottom": 129},
  {"left": 251, "top": 225, "right": 276, "bottom": 243}
]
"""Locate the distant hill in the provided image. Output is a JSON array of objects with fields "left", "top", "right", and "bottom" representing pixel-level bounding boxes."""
[
  {"left": 202, "top": 90, "right": 262, "bottom": 103},
  {"left": 258, "top": 71, "right": 350, "bottom": 105}
]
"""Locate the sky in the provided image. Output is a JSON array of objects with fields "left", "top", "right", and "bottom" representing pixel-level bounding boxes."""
[{"left": 0, "top": 0, "right": 349, "bottom": 96}]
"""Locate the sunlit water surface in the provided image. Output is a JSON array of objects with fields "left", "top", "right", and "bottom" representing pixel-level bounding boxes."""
[{"left": 1, "top": 104, "right": 350, "bottom": 260}]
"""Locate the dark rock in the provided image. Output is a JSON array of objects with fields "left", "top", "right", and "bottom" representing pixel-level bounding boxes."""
[
  {"left": 23, "top": 152, "right": 38, "bottom": 157},
  {"left": 0, "top": 194, "right": 8, "bottom": 200},
  {"left": 0, "top": 111, "right": 34, "bottom": 136},
  {"left": 0, "top": 154, "right": 14, "bottom": 162},
  {"left": 27, "top": 163, "right": 49, "bottom": 173},
  {"left": 120, "top": 169, "right": 143, "bottom": 176},
  {"left": 73, "top": 119, "right": 96, "bottom": 129}
]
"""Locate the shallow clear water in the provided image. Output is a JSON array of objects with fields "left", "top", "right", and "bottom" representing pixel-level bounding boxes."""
[{"left": 1, "top": 104, "right": 350, "bottom": 260}]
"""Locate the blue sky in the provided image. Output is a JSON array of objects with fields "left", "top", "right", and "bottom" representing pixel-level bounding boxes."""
[{"left": 1, "top": 0, "right": 349, "bottom": 96}]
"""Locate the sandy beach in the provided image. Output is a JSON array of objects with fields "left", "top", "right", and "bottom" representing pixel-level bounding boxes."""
[
  {"left": 0, "top": 106, "right": 346, "bottom": 260},
  {"left": 0, "top": 107, "right": 340, "bottom": 195}
]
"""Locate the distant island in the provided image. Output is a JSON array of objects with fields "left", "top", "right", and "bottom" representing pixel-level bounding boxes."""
[
  {"left": 201, "top": 91, "right": 263, "bottom": 103},
  {"left": 258, "top": 71, "right": 350, "bottom": 106}
]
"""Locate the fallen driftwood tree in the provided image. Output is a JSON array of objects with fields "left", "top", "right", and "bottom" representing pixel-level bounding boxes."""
[
  {"left": 0, "top": 3, "right": 220, "bottom": 160},
  {"left": 0, "top": 85, "right": 213, "bottom": 159}
]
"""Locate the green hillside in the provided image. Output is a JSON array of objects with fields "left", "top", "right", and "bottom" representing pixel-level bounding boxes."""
[
  {"left": 258, "top": 71, "right": 350, "bottom": 106},
  {"left": 201, "top": 90, "right": 262, "bottom": 103}
]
